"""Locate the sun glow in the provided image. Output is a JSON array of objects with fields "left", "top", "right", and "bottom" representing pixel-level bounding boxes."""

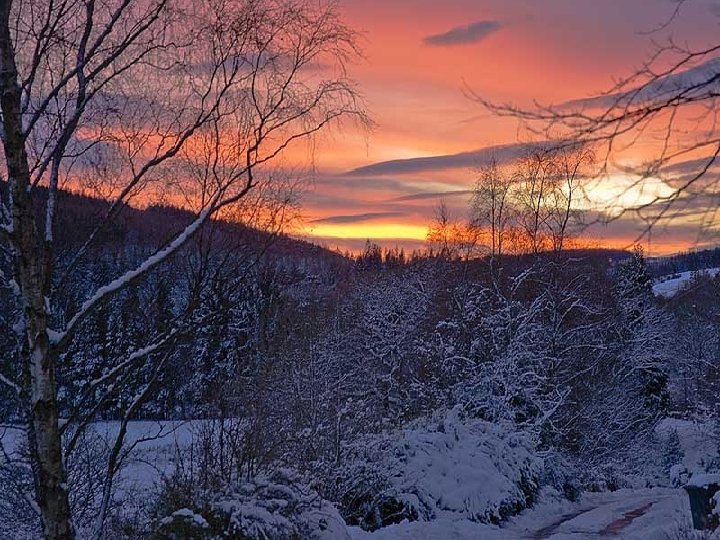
[
  {"left": 306, "top": 222, "right": 428, "bottom": 241},
  {"left": 577, "top": 174, "right": 678, "bottom": 216}
]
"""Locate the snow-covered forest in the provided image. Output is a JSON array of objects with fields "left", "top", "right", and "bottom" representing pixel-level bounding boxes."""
[
  {"left": 2, "top": 0, "right": 720, "bottom": 539},
  {"left": 2, "top": 185, "right": 720, "bottom": 538}
]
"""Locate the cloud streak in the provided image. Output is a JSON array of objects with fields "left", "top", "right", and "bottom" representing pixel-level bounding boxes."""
[
  {"left": 661, "top": 154, "right": 720, "bottom": 176},
  {"left": 562, "top": 57, "right": 720, "bottom": 111},
  {"left": 390, "top": 190, "right": 474, "bottom": 202},
  {"left": 424, "top": 20, "right": 502, "bottom": 47},
  {"left": 310, "top": 211, "right": 408, "bottom": 225},
  {"left": 346, "top": 141, "right": 551, "bottom": 176}
]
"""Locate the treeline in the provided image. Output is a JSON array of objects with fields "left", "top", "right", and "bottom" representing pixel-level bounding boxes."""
[{"left": 650, "top": 246, "right": 720, "bottom": 277}]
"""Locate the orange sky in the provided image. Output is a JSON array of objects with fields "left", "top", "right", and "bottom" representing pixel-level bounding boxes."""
[{"left": 295, "top": 0, "right": 720, "bottom": 255}]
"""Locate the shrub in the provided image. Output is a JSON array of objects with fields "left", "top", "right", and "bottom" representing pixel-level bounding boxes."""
[
  {"left": 153, "top": 468, "right": 350, "bottom": 540},
  {"left": 325, "top": 407, "right": 542, "bottom": 531}
]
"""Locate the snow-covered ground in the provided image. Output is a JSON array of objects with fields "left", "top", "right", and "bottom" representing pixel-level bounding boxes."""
[
  {"left": 653, "top": 267, "right": 720, "bottom": 298},
  {"left": 349, "top": 418, "right": 715, "bottom": 539},
  {"left": 0, "top": 420, "right": 194, "bottom": 497},
  {"left": 0, "top": 420, "right": 708, "bottom": 538},
  {"left": 350, "top": 489, "right": 691, "bottom": 539}
]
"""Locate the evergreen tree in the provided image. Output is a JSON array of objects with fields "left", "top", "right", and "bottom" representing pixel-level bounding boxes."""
[{"left": 615, "top": 245, "right": 670, "bottom": 419}]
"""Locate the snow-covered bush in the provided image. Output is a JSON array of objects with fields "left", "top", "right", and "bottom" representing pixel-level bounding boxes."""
[
  {"left": 155, "top": 468, "right": 350, "bottom": 540},
  {"left": 156, "top": 508, "right": 211, "bottom": 539},
  {"left": 671, "top": 464, "right": 690, "bottom": 487},
  {"left": 326, "top": 407, "right": 542, "bottom": 531},
  {"left": 664, "top": 429, "right": 686, "bottom": 474},
  {"left": 539, "top": 451, "right": 582, "bottom": 501},
  {"left": 581, "top": 462, "right": 633, "bottom": 492}
]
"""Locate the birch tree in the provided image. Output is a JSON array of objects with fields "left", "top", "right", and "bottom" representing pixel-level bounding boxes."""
[{"left": 0, "top": 0, "right": 364, "bottom": 538}]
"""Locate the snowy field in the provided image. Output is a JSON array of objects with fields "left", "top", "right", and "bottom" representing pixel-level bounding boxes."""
[
  {"left": 653, "top": 268, "right": 720, "bottom": 298},
  {"left": 0, "top": 421, "right": 194, "bottom": 502}
]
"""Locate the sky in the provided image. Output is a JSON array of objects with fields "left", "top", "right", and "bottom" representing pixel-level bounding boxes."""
[{"left": 295, "top": 0, "right": 720, "bottom": 254}]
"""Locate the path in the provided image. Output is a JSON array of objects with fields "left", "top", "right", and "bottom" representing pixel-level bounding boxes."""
[
  {"left": 532, "top": 499, "right": 659, "bottom": 539},
  {"left": 515, "top": 489, "right": 689, "bottom": 539},
  {"left": 350, "top": 488, "right": 693, "bottom": 540}
]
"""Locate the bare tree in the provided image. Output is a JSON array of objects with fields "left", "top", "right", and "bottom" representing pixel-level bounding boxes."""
[
  {"left": 426, "top": 200, "right": 478, "bottom": 260},
  {"left": 0, "top": 0, "right": 365, "bottom": 537},
  {"left": 470, "top": 157, "right": 513, "bottom": 263},
  {"left": 544, "top": 143, "right": 594, "bottom": 252},
  {"left": 470, "top": 144, "right": 593, "bottom": 259},
  {"left": 513, "top": 148, "right": 554, "bottom": 255},
  {"left": 470, "top": 5, "right": 720, "bottom": 239}
]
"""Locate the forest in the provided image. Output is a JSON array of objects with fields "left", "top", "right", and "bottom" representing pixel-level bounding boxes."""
[{"left": 2, "top": 164, "right": 719, "bottom": 538}]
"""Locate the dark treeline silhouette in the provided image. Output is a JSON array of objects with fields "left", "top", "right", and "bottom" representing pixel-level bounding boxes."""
[{"left": 649, "top": 246, "right": 720, "bottom": 277}]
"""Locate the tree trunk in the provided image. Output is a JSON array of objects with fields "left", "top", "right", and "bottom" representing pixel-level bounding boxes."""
[{"left": 0, "top": 3, "right": 73, "bottom": 538}]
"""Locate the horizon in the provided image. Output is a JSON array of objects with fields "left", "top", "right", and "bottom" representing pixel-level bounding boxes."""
[{"left": 42, "top": 180, "right": 720, "bottom": 258}]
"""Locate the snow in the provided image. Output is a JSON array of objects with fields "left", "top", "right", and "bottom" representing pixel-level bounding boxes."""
[
  {"left": 339, "top": 407, "right": 540, "bottom": 528},
  {"left": 0, "top": 373, "right": 19, "bottom": 394},
  {"left": 687, "top": 474, "right": 720, "bottom": 488},
  {"left": 0, "top": 420, "right": 194, "bottom": 493},
  {"left": 45, "top": 328, "right": 63, "bottom": 345},
  {"left": 350, "top": 489, "right": 692, "bottom": 540},
  {"left": 670, "top": 464, "right": 689, "bottom": 487},
  {"left": 387, "top": 416, "right": 539, "bottom": 523},
  {"left": 652, "top": 267, "right": 720, "bottom": 298},
  {"left": 348, "top": 417, "right": 720, "bottom": 539},
  {"left": 194, "top": 469, "right": 352, "bottom": 540},
  {"left": 349, "top": 518, "right": 497, "bottom": 540},
  {"left": 159, "top": 508, "right": 210, "bottom": 529},
  {"left": 0, "top": 419, "right": 710, "bottom": 539},
  {"left": 656, "top": 418, "right": 719, "bottom": 474}
]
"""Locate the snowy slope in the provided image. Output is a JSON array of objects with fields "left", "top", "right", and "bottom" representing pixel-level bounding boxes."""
[
  {"left": 652, "top": 267, "right": 720, "bottom": 298},
  {"left": 0, "top": 420, "right": 706, "bottom": 539}
]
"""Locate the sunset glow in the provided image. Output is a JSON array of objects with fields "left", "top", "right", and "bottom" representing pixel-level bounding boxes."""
[
  {"left": 580, "top": 175, "right": 679, "bottom": 216},
  {"left": 296, "top": 0, "right": 720, "bottom": 254}
]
